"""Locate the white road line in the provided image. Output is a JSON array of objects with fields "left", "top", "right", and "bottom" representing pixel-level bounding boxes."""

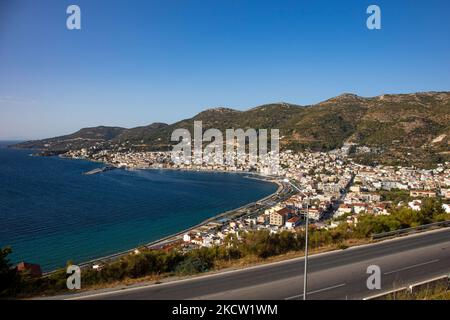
[
  {"left": 55, "top": 228, "right": 449, "bottom": 300},
  {"left": 383, "top": 259, "right": 440, "bottom": 275},
  {"left": 285, "top": 283, "right": 346, "bottom": 300}
]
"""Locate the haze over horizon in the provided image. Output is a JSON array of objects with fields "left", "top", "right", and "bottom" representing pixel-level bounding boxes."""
[{"left": 1, "top": 0, "right": 450, "bottom": 140}]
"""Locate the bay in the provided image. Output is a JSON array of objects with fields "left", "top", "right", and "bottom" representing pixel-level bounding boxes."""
[{"left": 0, "top": 141, "right": 277, "bottom": 271}]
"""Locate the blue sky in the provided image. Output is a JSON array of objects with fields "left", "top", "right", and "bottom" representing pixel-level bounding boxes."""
[{"left": 0, "top": 0, "right": 449, "bottom": 139}]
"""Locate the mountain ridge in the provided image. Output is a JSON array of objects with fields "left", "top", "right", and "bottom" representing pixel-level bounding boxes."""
[{"left": 11, "top": 91, "right": 450, "bottom": 168}]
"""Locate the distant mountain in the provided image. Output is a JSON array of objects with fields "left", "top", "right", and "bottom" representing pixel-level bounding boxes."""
[
  {"left": 14, "top": 126, "right": 127, "bottom": 152},
  {"left": 293, "top": 91, "right": 450, "bottom": 167},
  {"left": 11, "top": 91, "right": 450, "bottom": 167}
]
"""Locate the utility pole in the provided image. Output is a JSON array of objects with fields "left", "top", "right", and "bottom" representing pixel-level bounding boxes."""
[{"left": 283, "top": 178, "right": 309, "bottom": 300}]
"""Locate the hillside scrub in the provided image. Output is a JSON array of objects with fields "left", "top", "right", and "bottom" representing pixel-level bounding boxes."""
[{"left": 1, "top": 198, "right": 449, "bottom": 298}]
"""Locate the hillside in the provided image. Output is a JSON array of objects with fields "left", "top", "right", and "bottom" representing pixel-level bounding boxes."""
[
  {"left": 14, "top": 126, "right": 127, "bottom": 153},
  {"left": 11, "top": 91, "right": 450, "bottom": 167}
]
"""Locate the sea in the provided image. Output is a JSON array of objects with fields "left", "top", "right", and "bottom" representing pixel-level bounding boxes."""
[{"left": 0, "top": 141, "right": 277, "bottom": 271}]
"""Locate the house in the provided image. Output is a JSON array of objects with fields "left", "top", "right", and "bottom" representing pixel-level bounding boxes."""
[
  {"left": 307, "top": 208, "right": 324, "bottom": 220},
  {"left": 442, "top": 203, "right": 450, "bottom": 213},
  {"left": 270, "top": 207, "right": 293, "bottom": 226},
  {"left": 353, "top": 203, "right": 369, "bottom": 214},
  {"left": 202, "top": 236, "right": 214, "bottom": 247},
  {"left": 396, "top": 183, "right": 409, "bottom": 190},
  {"left": 408, "top": 200, "right": 422, "bottom": 211},
  {"left": 381, "top": 181, "right": 398, "bottom": 191},
  {"left": 410, "top": 190, "right": 437, "bottom": 198},
  {"left": 183, "top": 233, "right": 193, "bottom": 242},
  {"left": 316, "top": 194, "right": 334, "bottom": 202},
  {"left": 442, "top": 189, "right": 450, "bottom": 199},
  {"left": 360, "top": 192, "right": 381, "bottom": 202},
  {"left": 326, "top": 221, "right": 340, "bottom": 229},
  {"left": 285, "top": 216, "right": 302, "bottom": 229},
  {"left": 244, "top": 218, "right": 257, "bottom": 226},
  {"left": 92, "top": 264, "right": 103, "bottom": 271},
  {"left": 15, "top": 262, "right": 42, "bottom": 277},
  {"left": 373, "top": 203, "right": 389, "bottom": 215},
  {"left": 264, "top": 204, "right": 284, "bottom": 215},
  {"left": 257, "top": 214, "right": 269, "bottom": 224},
  {"left": 191, "top": 236, "right": 204, "bottom": 246},
  {"left": 336, "top": 204, "right": 352, "bottom": 216}
]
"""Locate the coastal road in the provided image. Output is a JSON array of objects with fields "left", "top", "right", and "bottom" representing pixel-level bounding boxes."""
[{"left": 58, "top": 228, "right": 450, "bottom": 300}]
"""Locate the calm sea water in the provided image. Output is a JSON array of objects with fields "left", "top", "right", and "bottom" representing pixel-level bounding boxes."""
[{"left": 0, "top": 141, "right": 277, "bottom": 271}]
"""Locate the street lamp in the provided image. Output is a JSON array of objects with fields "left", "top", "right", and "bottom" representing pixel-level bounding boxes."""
[{"left": 283, "top": 178, "right": 309, "bottom": 300}]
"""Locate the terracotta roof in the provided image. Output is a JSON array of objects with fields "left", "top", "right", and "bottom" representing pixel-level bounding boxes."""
[
  {"left": 15, "top": 261, "right": 42, "bottom": 277},
  {"left": 287, "top": 216, "right": 302, "bottom": 223},
  {"left": 274, "top": 208, "right": 292, "bottom": 216},
  {"left": 353, "top": 203, "right": 368, "bottom": 207}
]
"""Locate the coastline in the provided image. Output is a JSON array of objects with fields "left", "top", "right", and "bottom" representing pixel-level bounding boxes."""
[
  {"left": 43, "top": 164, "right": 287, "bottom": 274},
  {"left": 3, "top": 147, "right": 287, "bottom": 273}
]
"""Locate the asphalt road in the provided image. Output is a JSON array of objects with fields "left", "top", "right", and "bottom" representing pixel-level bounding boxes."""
[{"left": 59, "top": 228, "right": 450, "bottom": 300}]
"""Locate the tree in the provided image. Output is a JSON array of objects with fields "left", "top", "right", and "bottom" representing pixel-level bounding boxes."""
[
  {"left": 420, "top": 198, "right": 444, "bottom": 219},
  {"left": 0, "top": 247, "right": 19, "bottom": 296}
]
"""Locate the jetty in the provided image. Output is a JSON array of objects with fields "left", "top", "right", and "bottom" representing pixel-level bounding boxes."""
[{"left": 83, "top": 166, "right": 116, "bottom": 175}]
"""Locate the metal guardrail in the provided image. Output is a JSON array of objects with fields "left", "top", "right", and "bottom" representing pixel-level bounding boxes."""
[
  {"left": 371, "top": 220, "right": 450, "bottom": 240},
  {"left": 363, "top": 274, "right": 450, "bottom": 300}
]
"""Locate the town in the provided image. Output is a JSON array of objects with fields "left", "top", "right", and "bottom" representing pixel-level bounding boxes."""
[{"left": 62, "top": 142, "right": 450, "bottom": 268}]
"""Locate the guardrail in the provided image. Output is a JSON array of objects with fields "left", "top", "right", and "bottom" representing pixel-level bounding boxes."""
[
  {"left": 371, "top": 220, "right": 450, "bottom": 240},
  {"left": 363, "top": 274, "right": 450, "bottom": 300}
]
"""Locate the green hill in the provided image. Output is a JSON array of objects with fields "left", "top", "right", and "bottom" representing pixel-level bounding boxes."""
[{"left": 11, "top": 91, "right": 450, "bottom": 167}]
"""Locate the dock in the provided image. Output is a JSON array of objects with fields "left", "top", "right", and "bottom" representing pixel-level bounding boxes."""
[{"left": 83, "top": 166, "right": 116, "bottom": 175}]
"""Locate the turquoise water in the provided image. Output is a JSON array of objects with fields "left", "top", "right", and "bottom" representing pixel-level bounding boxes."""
[{"left": 0, "top": 142, "right": 277, "bottom": 271}]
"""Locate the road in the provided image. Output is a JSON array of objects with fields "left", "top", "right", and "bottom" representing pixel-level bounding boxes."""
[{"left": 57, "top": 228, "right": 450, "bottom": 300}]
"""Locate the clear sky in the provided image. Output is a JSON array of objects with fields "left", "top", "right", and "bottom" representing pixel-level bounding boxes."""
[{"left": 0, "top": 0, "right": 449, "bottom": 140}]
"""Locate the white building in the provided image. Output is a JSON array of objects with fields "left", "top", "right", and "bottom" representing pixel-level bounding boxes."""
[{"left": 408, "top": 200, "right": 422, "bottom": 211}]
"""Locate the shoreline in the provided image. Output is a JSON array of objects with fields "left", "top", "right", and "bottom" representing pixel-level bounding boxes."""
[
  {"left": 4, "top": 147, "right": 288, "bottom": 273},
  {"left": 43, "top": 163, "right": 287, "bottom": 274}
]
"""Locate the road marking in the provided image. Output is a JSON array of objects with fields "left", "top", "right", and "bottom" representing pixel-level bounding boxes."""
[
  {"left": 51, "top": 228, "right": 449, "bottom": 300},
  {"left": 383, "top": 259, "right": 440, "bottom": 275},
  {"left": 285, "top": 283, "right": 346, "bottom": 300}
]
